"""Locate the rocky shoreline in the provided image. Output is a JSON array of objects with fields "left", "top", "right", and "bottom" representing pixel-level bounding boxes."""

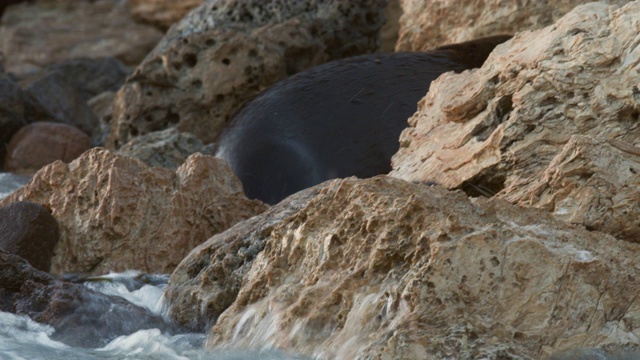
[{"left": 1, "top": 0, "right": 640, "bottom": 359}]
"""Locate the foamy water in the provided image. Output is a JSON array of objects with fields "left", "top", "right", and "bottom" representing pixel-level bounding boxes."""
[
  {"left": 0, "top": 172, "right": 29, "bottom": 200},
  {"left": 0, "top": 271, "right": 308, "bottom": 360}
]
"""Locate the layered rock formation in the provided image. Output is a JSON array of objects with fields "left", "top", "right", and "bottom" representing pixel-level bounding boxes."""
[
  {"left": 391, "top": 2, "right": 640, "bottom": 242},
  {"left": 0, "top": 149, "right": 268, "bottom": 275},
  {"left": 107, "top": 0, "right": 388, "bottom": 148},
  {"left": 167, "top": 176, "right": 640, "bottom": 358},
  {"left": 396, "top": 0, "right": 633, "bottom": 51}
]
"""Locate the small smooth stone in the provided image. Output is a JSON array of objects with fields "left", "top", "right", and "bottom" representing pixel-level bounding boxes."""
[{"left": 4, "top": 122, "right": 92, "bottom": 175}]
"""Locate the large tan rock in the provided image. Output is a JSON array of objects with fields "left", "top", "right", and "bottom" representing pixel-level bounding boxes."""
[
  {"left": 0, "top": 148, "right": 268, "bottom": 275},
  {"left": 107, "top": 0, "right": 387, "bottom": 148},
  {"left": 0, "top": 0, "right": 163, "bottom": 77},
  {"left": 396, "top": 0, "right": 632, "bottom": 51},
  {"left": 129, "top": 0, "right": 203, "bottom": 30},
  {"left": 168, "top": 176, "right": 640, "bottom": 358},
  {"left": 391, "top": 2, "right": 640, "bottom": 242}
]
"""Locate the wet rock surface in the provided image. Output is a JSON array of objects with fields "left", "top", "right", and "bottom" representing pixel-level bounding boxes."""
[
  {"left": 168, "top": 176, "right": 640, "bottom": 358},
  {"left": 4, "top": 122, "right": 92, "bottom": 176},
  {"left": 0, "top": 149, "right": 268, "bottom": 275},
  {"left": 391, "top": 2, "right": 640, "bottom": 242},
  {"left": 108, "top": 0, "right": 387, "bottom": 148},
  {"left": 0, "top": 201, "right": 59, "bottom": 272},
  {"left": 166, "top": 183, "right": 321, "bottom": 332},
  {"left": 0, "top": 0, "right": 163, "bottom": 77},
  {"left": 396, "top": 0, "right": 633, "bottom": 51},
  {"left": 0, "top": 250, "right": 175, "bottom": 348}
]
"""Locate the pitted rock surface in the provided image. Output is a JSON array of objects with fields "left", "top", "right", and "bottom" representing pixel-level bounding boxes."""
[
  {"left": 107, "top": 0, "right": 387, "bottom": 148},
  {"left": 0, "top": 149, "right": 268, "bottom": 275},
  {"left": 391, "top": 2, "right": 640, "bottom": 242},
  {"left": 0, "top": 0, "right": 163, "bottom": 77},
  {"left": 168, "top": 176, "right": 640, "bottom": 358},
  {"left": 396, "top": 0, "right": 633, "bottom": 51}
]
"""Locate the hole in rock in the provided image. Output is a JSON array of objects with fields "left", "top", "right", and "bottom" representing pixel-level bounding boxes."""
[{"left": 458, "top": 171, "right": 506, "bottom": 198}]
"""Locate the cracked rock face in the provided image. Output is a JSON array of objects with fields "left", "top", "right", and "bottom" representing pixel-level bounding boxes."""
[
  {"left": 0, "top": 149, "right": 268, "bottom": 275},
  {"left": 391, "top": 2, "right": 640, "bottom": 242},
  {"left": 107, "top": 0, "right": 387, "bottom": 148},
  {"left": 167, "top": 176, "right": 640, "bottom": 358},
  {"left": 396, "top": 0, "right": 633, "bottom": 51}
]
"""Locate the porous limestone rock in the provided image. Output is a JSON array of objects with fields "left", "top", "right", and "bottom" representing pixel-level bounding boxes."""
[
  {"left": 116, "top": 128, "right": 214, "bottom": 169},
  {"left": 391, "top": 2, "right": 640, "bottom": 242},
  {"left": 396, "top": 0, "right": 633, "bottom": 51},
  {"left": 0, "top": 0, "right": 163, "bottom": 77},
  {"left": 166, "top": 183, "right": 321, "bottom": 331},
  {"left": 129, "top": 0, "right": 203, "bottom": 30},
  {"left": 168, "top": 176, "right": 640, "bottom": 358},
  {"left": 107, "top": 0, "right": 387, "bottom": 148},
  {"left": 0, "top": 148, "right": 268, "bottom": 275}
]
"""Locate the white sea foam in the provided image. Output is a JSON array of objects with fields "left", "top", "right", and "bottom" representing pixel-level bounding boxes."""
[{"left": 0, "top": 272, "right": 308, "bottom": 360}]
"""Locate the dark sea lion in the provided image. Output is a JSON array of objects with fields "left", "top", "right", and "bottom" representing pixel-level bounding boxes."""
[{"left": 216, "top": 35, "right": 512, "bottom": 204}]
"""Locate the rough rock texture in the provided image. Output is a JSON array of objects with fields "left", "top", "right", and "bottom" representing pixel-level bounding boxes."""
[
  {"left": 166, "top": 183, "right": 321, "bottom": 331},
  {"left": 107, "top": 0, "right": 387, "bottom": 148},
  {"left": 0, "top": 73, "right": 26, "bottom": 163},
  {"left": 391, "top": 2, "right": 640, "bottom": 242},
  {"left": 0, "top": 148, "right": 268, "bottom": 275},
  {"left": 116, "top": 128, "right": 214, "bottom": 169},
  {"left": 4, "top": 122, "right": 92, "bottom": 176},
  {"left": 129, "top": 0, "right": 203, "bottom": 30},
  {"left": 20, "top": 57, "right": 130, "bottom": 139},
  {"left": 0, "top": 0, "right": 163, "bottom": 77},
  {"left": 0, "top": 201, "right": 59, "bottom": 272},
  {"left": 87, "top": 91, "right": 117, "bottom": 146},
  {"left": 167, "top": 176, "right": 640, "bottom": 358},
  {"left": 0, "top": 250, "right": 174, "bottom": 348},
  {"left": 396, "top": 0, "right": 633, "bottom": 51}
]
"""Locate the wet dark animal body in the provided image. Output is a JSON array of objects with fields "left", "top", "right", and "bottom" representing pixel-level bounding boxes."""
[{"left": 216, "top": 35, "right": 511, "bottom": 204}]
